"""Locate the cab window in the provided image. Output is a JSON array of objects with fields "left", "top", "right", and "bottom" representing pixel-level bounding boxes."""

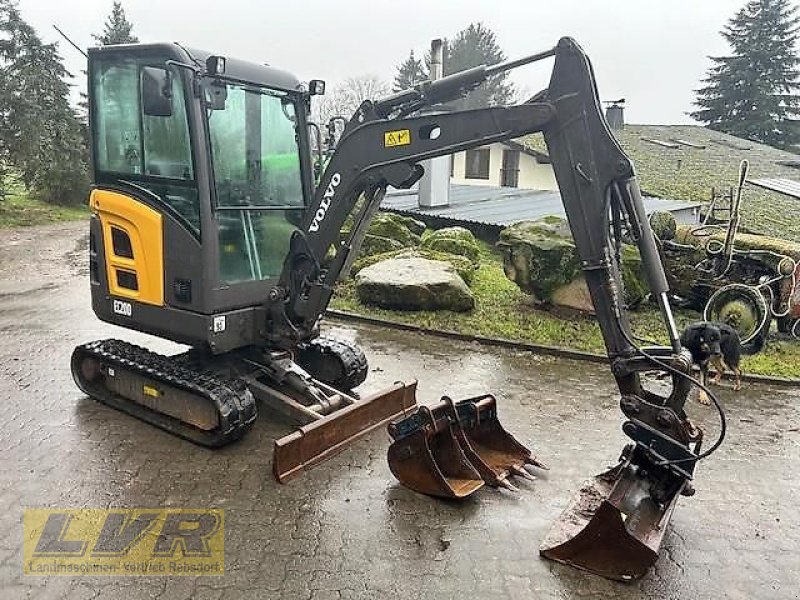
[{"left": 92, "top": 57, "right": 199, "bottom": 233}]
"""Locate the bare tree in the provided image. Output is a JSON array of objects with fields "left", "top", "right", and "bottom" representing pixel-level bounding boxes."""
[{"left": 311, "top": 74, "right": 390, "bottom": 126}]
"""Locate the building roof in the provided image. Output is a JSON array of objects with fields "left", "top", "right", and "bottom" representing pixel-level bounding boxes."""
[
  {"left": 382, "top": 184, "right": 700, "bottom": 228},
  {"left": 522, "top": 125, "right": 800, "bottom": 242}
]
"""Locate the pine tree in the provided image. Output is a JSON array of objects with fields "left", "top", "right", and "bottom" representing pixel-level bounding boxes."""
[
  {"left": 393, "top": 50, "right": 427, "bottom": 92},
  {"left": 0, "top": 0, "right": 88, "bottom": 204},
  {"left": 439, "top": 23, "right": 514, "bottom": 110},
  {"left": 691, "top": 0, "right": 800, "bottom": 148},
  {"left": 93, "top": 2, "right": 138, "bottom": 45}
]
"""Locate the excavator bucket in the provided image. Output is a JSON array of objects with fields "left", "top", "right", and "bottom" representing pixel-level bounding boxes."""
[
  {"left": 272, "top": 381, "right": 417, "bottom": 482},
  {"left": 387, "top": 402, "right": 484, "bottom": 498},
  {"left": 540, "top": 458, "right": 682, "bottom": 582},
  {"left": 447, "top": 394, "right": 545, "bottom": 488}
]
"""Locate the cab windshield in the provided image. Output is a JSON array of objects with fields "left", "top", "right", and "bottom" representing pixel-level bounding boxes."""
[{"left": 206, "top": 82, "right": 305, "bottom": 283}]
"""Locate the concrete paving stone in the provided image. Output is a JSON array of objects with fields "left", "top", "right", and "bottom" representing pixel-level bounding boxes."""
[{"left": 2, "top": 222, "right": 799, "bottom": 599}]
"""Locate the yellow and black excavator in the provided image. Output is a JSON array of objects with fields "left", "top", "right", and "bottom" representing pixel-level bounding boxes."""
[{"left": 72, "top": 37, "right": 725, "bottom": 581}]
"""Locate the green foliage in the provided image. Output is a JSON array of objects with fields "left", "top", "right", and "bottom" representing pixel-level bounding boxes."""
[
  {"left": 0, "top": 1, "right": 88, "bottom": 205},
  {"left": 691, "top": 0, "right": 800, "bottom": 148},
  {"left": 440, "top": 23, "right": 514, "bottom": 109},
  {"left": 94, "top": 2, "right": 138, "bottom": 45},
  {"left": 393, "top": 50, "right": 426, "bottom": 92},
  {"left": 0, "top": 174, "right": 86, "bottom": 227},
  {"left": 396, "top": 23, "right": 513, "bottom": 110}
]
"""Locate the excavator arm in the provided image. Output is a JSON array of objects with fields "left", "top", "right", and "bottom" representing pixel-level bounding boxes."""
[{"left": 268, "top": 37, "right": 711, "bottom": 580}]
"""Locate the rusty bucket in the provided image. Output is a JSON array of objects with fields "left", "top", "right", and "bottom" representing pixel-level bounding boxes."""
[
  {"left": 387, "top": 403, "right": 484, "bottom": 499},
  {"left": 445, "top": 395, "right": 545, "bottom": 489},
  {"left": 540, "top": 457, "right": 682, "bottom": 582}
]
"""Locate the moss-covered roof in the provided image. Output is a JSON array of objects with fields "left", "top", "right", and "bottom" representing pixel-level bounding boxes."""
[{"left": 521, "top": 125, "right": 800, "bottom": 243}]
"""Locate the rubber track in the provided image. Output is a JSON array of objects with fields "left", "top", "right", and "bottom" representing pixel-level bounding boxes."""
[
  {"left": 71, "top": 339, "right": 257, "bottom": 447},
  {"left": 297, "top": 335, "right": 368, "bottom": 390}
]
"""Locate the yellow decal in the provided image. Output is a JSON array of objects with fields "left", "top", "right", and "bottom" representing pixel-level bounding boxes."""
[
  {"left": 384, "top": 129, "right": 411, "bottom": 147},
  {"left": 91, "top": 188, "right": 164, "bottom": 307},
  {"left": 142, "top": 385, "right": 160, "bottom": 398},
  {"left": 24, "top": 508, "right": 224, "bottom": 576}
]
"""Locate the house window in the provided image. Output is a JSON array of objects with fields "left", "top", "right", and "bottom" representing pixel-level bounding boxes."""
[{"left": 465, "top": 148, "right": 490, "bottom": 180}]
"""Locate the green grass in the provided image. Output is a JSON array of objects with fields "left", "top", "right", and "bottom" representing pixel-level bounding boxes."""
[
  {"left": 0, "top": 176, "right": 87, "bottom": 228},
  {"left": 331, "top": 249, "right": 800, "bottom": 379}
]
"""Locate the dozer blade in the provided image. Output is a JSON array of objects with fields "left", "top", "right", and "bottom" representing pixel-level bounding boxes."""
[
  {"left": 387, "top": 402, "right": 484, "bottom": 499},
  {"left": 448, "top": 394, "right": 545, "bottom": 488},
  {"left": 273, "top": 381, "right": 417, "bottom": 483},
  {"left": 540, "top": 461, "right": 681, "bottom": 582}
]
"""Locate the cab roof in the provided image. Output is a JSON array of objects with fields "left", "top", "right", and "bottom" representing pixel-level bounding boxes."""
[{"left": 87, "top": 42, "right": 302, "bottom": 93}]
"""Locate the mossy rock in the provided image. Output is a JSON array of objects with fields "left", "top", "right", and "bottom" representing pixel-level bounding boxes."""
[
  {"left": 420, "top": 226, "right": 481, "bottom": 265},
  {"left": 351, "top": 248, "right": 475, "bottom": 285},
  {"left": 498, "top": 216, "right": 648, "bottom": 307},
  {"left": 504, "top": 215, "right": 573, "bottom": 239},
  {"left": 649, "top": 210, "right": 676, "bottom": 241},
  {"left": 387, "top": 213, "right": 427, "bottom": 236},
  {"left": 620, "top": 245, "right": 648, "bottom": 307},
  {"left": 421, "top": 237, "right": 481, "bottom": 265},
  {"left": 360, "top": 234, "right": 404, "bottom": 257},
  {"left": 366, "top": 213, "right": 419, "bottom": 246},
  {"left": 423, "top": 226, "right": 477, "bottom": 243},
  {"left": 498, "top": 217, "right": 581, "bottom": 300}
]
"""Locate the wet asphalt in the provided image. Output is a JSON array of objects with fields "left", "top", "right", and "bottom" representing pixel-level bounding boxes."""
[{"left": 1, "top": 221, "right": 799, "bottom": 599}]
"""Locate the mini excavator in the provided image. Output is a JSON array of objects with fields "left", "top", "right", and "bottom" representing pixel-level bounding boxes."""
[{"left": 73, "top": 37, "right": 722, "bottom": 581}]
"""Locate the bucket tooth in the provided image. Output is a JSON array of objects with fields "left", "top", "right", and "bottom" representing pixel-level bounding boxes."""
[
  {"left": 540, "top": 461, "right": 682, "bottom": 582},
  {"left": 509, "top": 464, "right": 536, "bottom": 481},
  {"left": 447, "top": 395, "right": 540, "bottom": 487},
  {"left": 387, "top": 403, "right": 484, "bottom": 499},
  {"left": 525, "top": 457, "right": 549, "bottom": 470}
]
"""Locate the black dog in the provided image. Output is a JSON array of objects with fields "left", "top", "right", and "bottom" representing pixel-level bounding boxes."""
[{"left": 680, "top": 322, "right": 742, "bottom": 404}]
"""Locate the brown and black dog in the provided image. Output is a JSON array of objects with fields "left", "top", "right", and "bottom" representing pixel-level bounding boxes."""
[{"left": 680, "top": 322, "right": 743, "bottom": 404}]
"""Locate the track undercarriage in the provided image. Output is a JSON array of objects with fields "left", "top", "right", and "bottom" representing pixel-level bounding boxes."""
[{"left": 71, "top": 335, "right": 416, "bottom": 481}]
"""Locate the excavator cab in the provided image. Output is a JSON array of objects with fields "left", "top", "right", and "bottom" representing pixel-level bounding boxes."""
[{"left": 86, "top": 44, "right": 314, "bottom": 351}]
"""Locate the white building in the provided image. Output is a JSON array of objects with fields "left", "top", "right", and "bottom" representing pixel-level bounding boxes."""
[{"left": 449, "top": 141, "right": 558, "bottom": 191}]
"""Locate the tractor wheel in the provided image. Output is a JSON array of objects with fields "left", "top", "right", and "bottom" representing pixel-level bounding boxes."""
[
  {"left": 777, "top": 316, "right": 799, "bottom": 334},
  {"left": 704, "top": 283, "right": 771, "bottom": 345}
]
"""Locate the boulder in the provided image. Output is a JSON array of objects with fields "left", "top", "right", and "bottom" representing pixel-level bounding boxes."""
[
  {"left": 420, "top": 226, "right": 481, "bottom": 265},
  {"left": 549, "top": 247, "right": 647, "bottom": 313},
  {"left": 359, "top": 234, "right": 404, "bottom": 257},
  {"left": 497, "top": 217, "right": 581, "bottom": 300},
  {"left": 351, "top": 248, "right": 476, "bottom": 285},
  {"left": 551, "top": 276, "right": 594, "bottom": 313},
  {"left": 649, "top": 210, "right": 676, "bottom": 241},
  {"left": 366, "top": 213, "right": 419, "bottom": 247},
  {"left": 389, "top": 213, "right": 427, "bottom": 236},
  {"left": 356, "top": 257, "right": 475, "bottom": 312},
  {"left": 498, "top": 216, "right": 649, "bottom": 309}
]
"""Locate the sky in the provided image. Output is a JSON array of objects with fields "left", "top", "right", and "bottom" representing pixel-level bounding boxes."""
[{"left": 16, "top": 0, "right": 793, "bottom": 125}]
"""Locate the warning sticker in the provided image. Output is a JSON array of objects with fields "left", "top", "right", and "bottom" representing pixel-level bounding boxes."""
[{"left": 384, "top": 129, "right": 411, "bottom": 147}]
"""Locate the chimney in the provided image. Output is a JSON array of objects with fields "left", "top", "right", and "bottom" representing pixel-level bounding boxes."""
[
  {"left": 605, "top": 98, "right": 625, "bottom": 130},
  {"left": 418, "top": 38, "right": 450, "bottom": 208}
]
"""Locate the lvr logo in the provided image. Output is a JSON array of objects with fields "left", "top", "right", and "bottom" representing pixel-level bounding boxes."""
[
  {"left": 33, "top": 511, "right": 220, "bottom": 558},
  {"left": 24, "top": 508, "right": 224, "bottom": 574}
]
